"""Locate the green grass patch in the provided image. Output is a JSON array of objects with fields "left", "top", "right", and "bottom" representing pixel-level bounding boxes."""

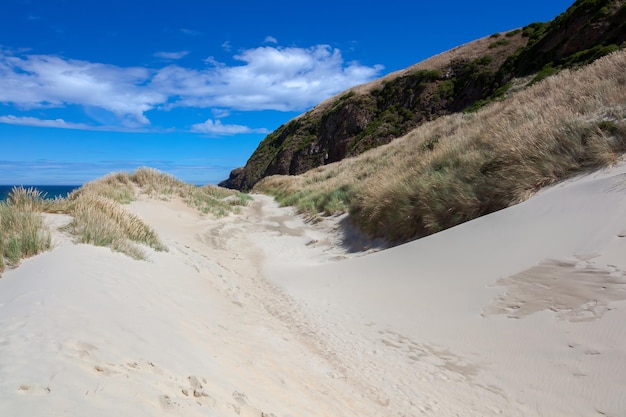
[{"left": 488, "top": 38, "right": 511, "bottom": 49}]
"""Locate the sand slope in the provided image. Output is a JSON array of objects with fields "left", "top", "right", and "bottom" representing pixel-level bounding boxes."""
[
  {"left": 1, "top": 163, "right": 626, "bottom": 416},
  {"left": 266, "top": 164, "right": 626, "bottom": 416}
]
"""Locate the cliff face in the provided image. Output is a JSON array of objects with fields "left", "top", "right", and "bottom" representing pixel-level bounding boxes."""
[
  {"left": 503, "top": 0, "right": 626, "bottom": 77},
  {"left": 221, "top": 0, "right": 626, "bottom": 191}
]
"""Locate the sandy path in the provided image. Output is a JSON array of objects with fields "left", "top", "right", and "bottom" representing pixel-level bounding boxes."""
[
  {"left": 0, "top": 194, "right": 387, "bottom": 416},
  {"left": 128, "top": 194, "right": 393, "bottom": 411},
  {"left": 1, "top": 163, "right": 626, "bottom": 416}
]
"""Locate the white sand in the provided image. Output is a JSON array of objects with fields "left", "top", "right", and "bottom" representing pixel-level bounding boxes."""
[{"left": 1, "top": 163, "right": 626, "bottom": 416}]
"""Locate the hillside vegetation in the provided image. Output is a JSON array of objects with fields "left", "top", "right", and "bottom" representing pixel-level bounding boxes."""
[
  {"left": 0, "top": 187, "right": 52, "bottom": 273},
  {"left": 256, "top": 49, "right": 626, "bottom": 243},
  {"left": 59, "top": 168, "right": 250, "bottom": 259},
  {"left": 223, "top": 0, "right": 626, "bottom": 191},
  {"left": 0, "top": 168, "right": 250, "bottom": 271}
]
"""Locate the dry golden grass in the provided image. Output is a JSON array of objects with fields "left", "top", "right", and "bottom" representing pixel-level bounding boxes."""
[
  {"left": 70, "top": 167, "right": 251, "bottom": 216},
  {"left": 256, "top": 50, "right": 626, "bottom": 243},
  {"left": 69, "top": 171, "right": 137, "bottom": 203},
  {"left": 0, "top": 187, "right": 52, "bottom": 273},
  {"left": 62, "top": 192, "right": 166, "bottom": 260},
  {"left": 4, "top": 168, "right": 252, "bottom": 267},
  {"left": 55, "top": 168, "right": 250, "bottom": 259}
]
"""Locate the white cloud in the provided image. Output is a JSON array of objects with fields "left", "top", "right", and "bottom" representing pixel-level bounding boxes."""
[
  {"left": 221, "top": 41, "right": 232, "bottom": 51},
  {"left": 211, "top": 108, "right": 231, "bottom": 118},
  {"left": 0, "top": 51, "right": 164, "bottom": 126},
  {"left": 190, "top": 119, "right": 270, "bottom": 136},
  {"left": 153, "top": 50, "right": 189, "bottom": 60},
  {"left": 264, "top": 36, "right": 278, "bottom": 44},
  {"left": 203, "top": 56, "right": 224, "bottom": 67},
  {"left": 0, "top": 115, "right": 85, "bottom": 129},
  {"left": 0, "top": 115, "right": 146, "bottom": 132},
  {"left": 152, "top": 45, "right": 384, "bottom": 111},
  {"left": 0, "top": 45, "right": 383, "bottom": 130}
]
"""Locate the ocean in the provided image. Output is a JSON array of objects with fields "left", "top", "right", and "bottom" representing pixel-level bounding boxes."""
[{"left": 0, "top": 185, "right": 81, "bottom": 202}]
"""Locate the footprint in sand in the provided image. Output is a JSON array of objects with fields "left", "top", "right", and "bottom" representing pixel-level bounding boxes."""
[
  {"left": 17, "top": 384, "right": 51, "bottom": 395},
  {"left": 180, "top": 375, "right": 216, "bottom": 406},
  {"left": 229, "top": 391, "right": 276, "bottom": 417},
  {"left": 64, "top": 340, "right": 98, "bottom": 359},
  {"left": 159, "top": 394, "right": 182, "bottom": 410}
]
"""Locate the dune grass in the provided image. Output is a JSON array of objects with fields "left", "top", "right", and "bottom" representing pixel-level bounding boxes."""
[
  {"left": 62, "top": 193, "right": 167, "bottom": 260},
  {"left": 1, "top": 168, "right": 251, "bottom": 265},
  {"left": 256, "top": 50, "right": 626, "bottom": 243},
  {"left": 0, "top": 187, "right": 52, "bottom": 273},
  {"left": 71, "top": 167, "right": 251, "bottom": 216},
  {"left": 58, "top": 168, "right": 250, "bottom": 259}
]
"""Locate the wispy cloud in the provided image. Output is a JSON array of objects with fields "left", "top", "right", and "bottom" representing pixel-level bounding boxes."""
[
  {"left": 211, "top": 108, "right": 231, "bottom": 118},
  {"left": 0, "top": 115, "right": 149, "bottom": 132},
  {"left": 221, "top": 41, "right": 232, "bottom": 51},
  {"left": 0, "top": 115, "right": 91, "bottom": 129},
  {"left": 0, "top": 50, "right": 164, "bottom": 126},
  {"left": 264, "top": 36, "right": 278, "bottom": 44},
  {"left": 191, "top": 119, "right": 270, "bottom": 136},
  {"left": 0, "top": 44, "right": 383, "bottom": 130},
  {"left": 153, "top": 50, "right": 189, "bottom": 60},
  {"left": 180, "top": 28, "right": 202, "bottom": 36}
]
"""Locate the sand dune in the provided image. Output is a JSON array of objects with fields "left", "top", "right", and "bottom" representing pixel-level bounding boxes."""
[{"left": 1, "top": 162, "right": 626, "bottom": 416}]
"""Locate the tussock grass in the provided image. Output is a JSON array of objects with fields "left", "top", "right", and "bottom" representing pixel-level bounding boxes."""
[
  {"left": 70, "top": 167, "right": 251, "bottom": 216},
  {"left": 1, "top": 162, "right": 249, "bottom": 269},
  {"left": 256, "top": 50, "right": 626, "bottom": 243},
  {"left": 70, "top": 171, "right": 136, "bottom": 203},
  {"left": 129, "top": 167, "right": 252, "bottom": 216},
  {"left": 57, "top": 167, "right": 250, "bottom": 258},
  {"left": 63, "top": 193, "right": 166, "bottom": 260},
  {"left": 0, "top": 187, "right": 52, "bottom": 273}
]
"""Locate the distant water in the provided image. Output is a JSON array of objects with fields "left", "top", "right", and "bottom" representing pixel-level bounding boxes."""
[{"left": 0, "top": 185, "right": 81, "bottom": 202}]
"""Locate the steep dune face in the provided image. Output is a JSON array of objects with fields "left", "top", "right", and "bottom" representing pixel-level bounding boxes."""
[
  {"left": 265, "top": 161, "right": 626, "bottom": 417},
  {"left": 221, "top": 0, "right": 626, "bottom": 191}
]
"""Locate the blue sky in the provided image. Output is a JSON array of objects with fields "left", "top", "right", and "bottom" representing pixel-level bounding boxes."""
[{"left": 1, "top": 0, "right": 574, "bottom": 185}]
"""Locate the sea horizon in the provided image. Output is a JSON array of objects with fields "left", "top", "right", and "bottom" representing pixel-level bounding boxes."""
[{"left": 0, "top": 185, "right": 82, "bottom": 201}]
